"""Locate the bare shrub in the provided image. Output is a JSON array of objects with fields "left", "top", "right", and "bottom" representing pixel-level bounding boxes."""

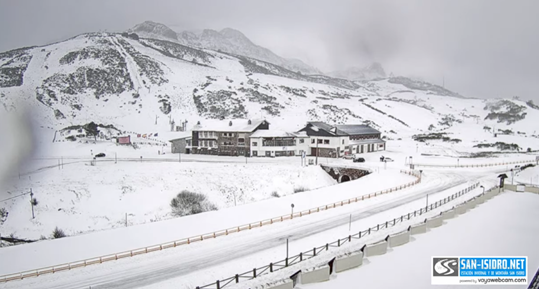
[
  {"left": 52, "top": 227, "right": 66, "bottom": 239},
  {"left": 293, "top": 186, "right": 309, "bottom": 194},
  {"left": 271, "top": 191, "right": 280, "bottom": 198},
  {"left": 170, "top": 190, "right": 217, "bottom": 217}
]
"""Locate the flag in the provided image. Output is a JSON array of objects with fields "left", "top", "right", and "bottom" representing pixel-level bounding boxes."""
[{"left": 137, "top": 134, "right": 141, "bottom": 138}]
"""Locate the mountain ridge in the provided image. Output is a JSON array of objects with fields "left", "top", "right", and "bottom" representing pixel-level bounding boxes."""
[{"left": 129, "top": 21, "right": 321, "bottom": 75}]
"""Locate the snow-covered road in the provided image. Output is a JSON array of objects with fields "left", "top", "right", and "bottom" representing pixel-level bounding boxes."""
[{"left": 0, "top": 169, "right": 499, "bottom": 289}]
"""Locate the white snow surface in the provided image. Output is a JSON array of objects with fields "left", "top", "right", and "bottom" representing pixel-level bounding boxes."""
[{"left": 304, "top": 191, "right": 539, "bottom": 289}]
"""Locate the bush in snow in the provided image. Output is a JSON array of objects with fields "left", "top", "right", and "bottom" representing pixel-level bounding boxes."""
[
  {"left": 293, "top": 186, "right": 309, "bottom": 194},
  {"left": 52, "top": 227, "right": 66, "bottom": 239},
  {"left": 0, "top": 207, "right": 7, "bottom": 224},
  {"left": 170, "top": 190, "right": 217, "bottom": 217},
  {"left": 271, "top": 191, "right": 280, "bottom": 198}
]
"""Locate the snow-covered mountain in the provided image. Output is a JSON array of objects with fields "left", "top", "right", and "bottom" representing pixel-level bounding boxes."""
[
  {"left": 329, "top": 62, "right": 387, "bottom": 81},
  {"left": 1, "top": 30, "right": 539, "bottom": 155},
  {"left": 128, "top": 21, "right": 321, "bottom": 75}
]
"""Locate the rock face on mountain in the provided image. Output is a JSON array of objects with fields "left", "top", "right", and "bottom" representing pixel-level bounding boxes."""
[
  {"left": 128, "top": 21, "right": 178, "bottom": 42},
  {"left": 129, "top": 21, "right": 321, "bottom": 75}
]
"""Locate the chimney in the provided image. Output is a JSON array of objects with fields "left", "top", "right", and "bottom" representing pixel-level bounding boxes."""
[
  {"left": 248, "top": 119, "right": 252, "bottom": 125},
  {"left": 229, "top": 121, "right": 233, "bottom": 126}
]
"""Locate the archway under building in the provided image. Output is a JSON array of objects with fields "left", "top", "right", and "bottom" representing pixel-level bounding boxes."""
[{"left": 339, "top": 175, "right": 351, "bottom": 183}]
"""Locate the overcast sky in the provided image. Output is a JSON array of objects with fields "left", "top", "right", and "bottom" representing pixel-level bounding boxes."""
[{"left": 0, "top": 0, "right": 538, "bottom": 100}]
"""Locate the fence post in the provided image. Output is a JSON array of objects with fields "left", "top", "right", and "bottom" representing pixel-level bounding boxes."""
[
  {"left": 253, "top": 268, "right": 257, "bottom": 278},
  {"left": 216, "top": 280, "right": 220, "bottom": 289},
  {"left": 313, "top": 247, "right": 317, "bottom": 256},
  {"left": 326, "top": 243, "right": 329, "bottom": 251},
  {"left": 270, "top": 263, "right": 273, "bottom": 273},
  {"left": 377, "top": 224, "right": 380, "bottom": 230},
  {"left": 235, "top": 274, "right": 239, "bottom": 283},
  {"left": 286, "top": 257, "right": 289, "bottom": 267},
  {"left": 300, "top": 252, "right": 303, "bottom": 261},
  {"left": 338, "top": 239, "right": 341, "bottom": 247},
  {"left": 349, "top": 235, "right": 351, "bottom": 242}
]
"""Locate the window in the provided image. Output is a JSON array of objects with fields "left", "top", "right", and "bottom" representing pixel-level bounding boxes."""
[
  {"left": 379, "top": 144, "right": 384, "bottom": 148},
  {"left": 299, "top": 139, "right": 304, "bottom": 144},
  {"left": 253, "top": 151, "right": 258, "bottom": 156},
  {"left": 311, "top": 139, "right": 315, "bottom": 144},
  {"left": 324, "top": 139, "right": 329, "bottom": 144},
  {"left": 238, "top": 138, "right": 245, "bottom": 143},
  {"left": 265, "top": 151, "right": 271, "bottom": 157},
  {"left": 252, "top": 142, "right": 258, "bottom": 147},
  {"left": 318, "top": 139, "right": 323, "bottom": 144},
  {"left": 209, "top": 141, "right": 213, "bottom": 147},
  {"left": 342, "top": 139, "right": 344, "bottom": 145}
]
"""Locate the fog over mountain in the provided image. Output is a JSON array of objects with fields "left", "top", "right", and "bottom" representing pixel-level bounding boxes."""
[{"left": 0, "top": 0, "right": 538, "bottom": 100}]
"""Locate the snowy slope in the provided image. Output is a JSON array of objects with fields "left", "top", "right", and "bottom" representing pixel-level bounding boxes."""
[{"left": 2, "top": 31, "right": 539, "bottom": 156}]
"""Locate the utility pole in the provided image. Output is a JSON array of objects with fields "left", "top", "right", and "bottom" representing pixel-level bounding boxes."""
[
  {"left": 315, "top": 140, "right": 319, "bottom": 165},
  {"left": 426, "top": 194, "right": 429, "bottom": 212},
  {"left": 286, "top": 238, "right": 289, "bottom": 260},
  {"left": 30, "top": 189, "right": 35, "bottom": 219}
]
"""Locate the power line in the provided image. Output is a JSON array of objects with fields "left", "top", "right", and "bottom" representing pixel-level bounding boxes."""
[{"left": 0, "top": 190, "right": 32, "bottom": 202}]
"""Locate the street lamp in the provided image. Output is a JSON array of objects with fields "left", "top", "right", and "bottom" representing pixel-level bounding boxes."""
[
  {"left": 291, "top": 203, "right": 295, "bottom": 218},
  {"left": 419, "top": 170, "right": 423, "bottom": 182},
  {"left": 480, "top": 185, "right": 485, "bottom": 194}
]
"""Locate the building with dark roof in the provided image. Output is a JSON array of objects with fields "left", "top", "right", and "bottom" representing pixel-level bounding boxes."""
[
  {"left": 298, "top": 121, "right": 385, "bottom": 157},
  {"left": 191, "top": 119, "right": 269, "bottom": 156}
]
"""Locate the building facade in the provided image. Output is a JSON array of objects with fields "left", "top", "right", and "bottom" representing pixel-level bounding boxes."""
[
  {"left": 298, "top": 122, "right": 385, "bottom": 158},
  {"left": 169, "top": 132, "right": 192, "bottom": 154},
  {"left": 249, "top": 130, "right": 309, "bottom": 157},
  {"left": 191, "top": 119, "right": 270, "bottom": 156}
]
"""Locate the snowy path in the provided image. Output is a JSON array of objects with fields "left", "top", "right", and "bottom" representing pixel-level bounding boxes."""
[{"left": 0, "top": 170, "right": 495, "bottom": 289}]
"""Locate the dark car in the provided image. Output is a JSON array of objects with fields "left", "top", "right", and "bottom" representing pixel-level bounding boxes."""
[
  {"left": 95, "top": 153, "right": 106, "bottom": 158},
  {"left": 353, "top": 157, "right": 365, "bottom": 163}
]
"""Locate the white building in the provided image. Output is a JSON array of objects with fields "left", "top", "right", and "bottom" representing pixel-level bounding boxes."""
[
  {"left": 249, "top": 130, "right": 309, "bottom": 157},
  {"left": 298, "top": 122, "right": 385, "bottom": 158}
]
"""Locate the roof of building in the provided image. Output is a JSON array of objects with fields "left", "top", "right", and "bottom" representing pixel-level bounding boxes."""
[
  {"left": 299, "top": 122, "right": 380, "bottom": 137},
  {"left": 251, "top": 130, "right": 308, "bottom": 138},
  {"left": 192, "top": 119, "right": 269, "bottom": 132},
  {"left": 168, "top": 131, "right": 192, "bottom": 142},
  {"left": 349, "top": 138, "right": 386, "bottom": 145},
  {"left": 336, "top": 124, "right": 381, "bottom": 135}
]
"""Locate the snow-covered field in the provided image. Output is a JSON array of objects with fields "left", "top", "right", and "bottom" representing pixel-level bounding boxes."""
[
  {"left": 1, "top": 159, "right": 336, "bottom": 239},
  {"left": 0, "top": 168, "right": 491, "bottom": 289},
  {"left": 305, "top": 191, "right": 539, "bottom": 289}
]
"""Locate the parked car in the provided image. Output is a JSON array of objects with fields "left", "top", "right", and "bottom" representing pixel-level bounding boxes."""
[
  {"left": 342, "top": 154, "right": 355, "bottom": 159},
  {"left": 384, "top": 157, "right": 394, "bottom": 162},
  {"left": 95, "top": 153, "right": 106, "bottom": 158},
  {"left": 353, "top": 157, "right": 365, "bottom": 163}
]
